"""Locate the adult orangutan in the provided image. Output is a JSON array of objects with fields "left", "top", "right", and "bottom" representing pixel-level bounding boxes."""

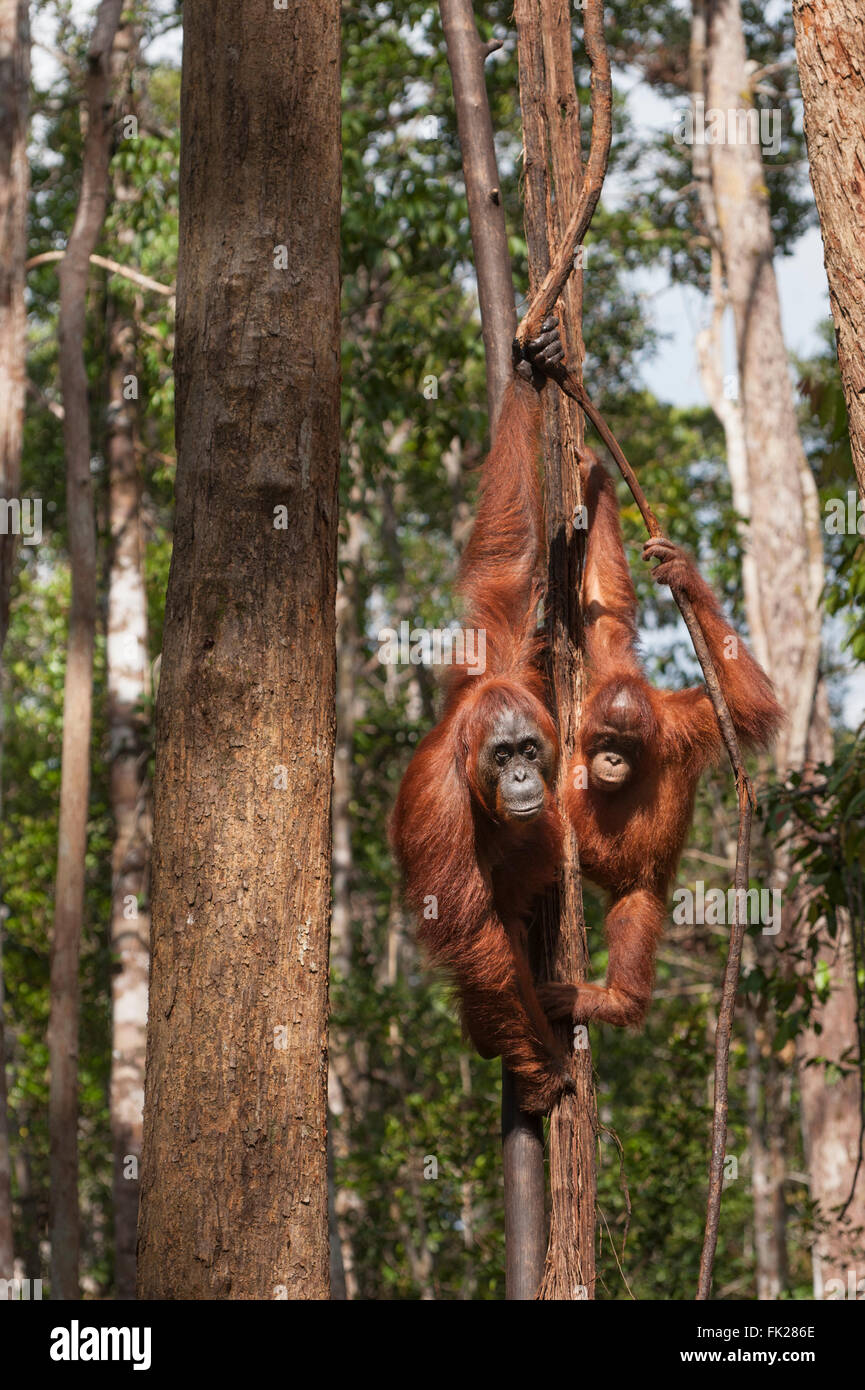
[
  {"left": 538, "top": 451, "right": 784, "bottom": 1031},
  {"left": 391, "top": 319, "right": 573, "bottom": 1114}
]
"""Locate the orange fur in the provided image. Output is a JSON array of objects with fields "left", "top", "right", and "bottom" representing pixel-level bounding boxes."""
[
  {"left": 391, "top": 379, "right": 571, "bottom": 1114},
  {"left": 548, "top": 458, "right": 784, "bottom": 1029}
]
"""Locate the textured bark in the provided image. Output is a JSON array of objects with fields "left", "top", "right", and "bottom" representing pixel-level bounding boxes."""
[
  {"left": 106, "top": 309, "right": 150, "bottom": 1300},
  {"left": 137, "top": 0, "right": 340, "bottom": 1300},
  {"left": 706, "top": 0, "right": 864, "bottom": 1294},
  {"left": 693, "top": 0, "right": 784, "bottom": 1296},
  {"left": 516, "top": 0, "right": 598, "bottom": 1302},
  {"left": 793, "top": 0, "right": 865, "bottom": 502},
  {"left": 0, "top": 0, "right": 29, "bottom": 1284},
  {"left": 742, "top": 945, "right": 789, "bottom": 1301},
  {"left": 49, "top": 0, "right": 124, "bottom": 1300},
  {"left": 440, "top": 0, "right": 516, "bottom": 427},
  {"left": 441, "top": 0, "right": 546, "bottom": 1298},
  {"left": 794, "top": 684, "right": 865, "bottom": 1294},
  {"left": 796, "top": 914, "right": 865, "bottom": 1298}
]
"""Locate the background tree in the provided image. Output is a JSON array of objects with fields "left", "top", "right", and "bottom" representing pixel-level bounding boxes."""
[
  {"left": 792, "top": 0, "right": 865, "bottom": 507},
  {"left": 0, "top": 0, "right": 30, "bottom": 1284},
  {"left": 50, "top": 0, "right": 124, "bottom": 1300}
]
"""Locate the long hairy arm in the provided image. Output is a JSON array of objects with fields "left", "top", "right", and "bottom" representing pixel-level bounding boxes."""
[
  {"left": 456, "top": 375, "right": 544, "bottom": 671},
  {"left": 645, "top": 539, "right": 784, "bottom": 760},
  {"left": 456, "top": 320, "right": 563, "bottom": 678},
  {"left": 580, "top": 454, "right": 642, "bottom": 676}
]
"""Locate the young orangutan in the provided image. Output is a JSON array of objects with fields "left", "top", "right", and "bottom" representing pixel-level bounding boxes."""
[{"left": 538, "top": 452, "right": 783, "bottom": 1030}]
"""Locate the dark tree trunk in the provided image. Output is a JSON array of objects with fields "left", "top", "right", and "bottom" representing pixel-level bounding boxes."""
[
  {"left": 137, "top": 0, "right": 340, "bottom": 1300},
  {"left": 50, "top": 0, "right": 124, "bottom": 1301}
]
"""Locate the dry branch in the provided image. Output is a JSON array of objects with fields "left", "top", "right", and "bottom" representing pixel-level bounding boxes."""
[{"left": 26, "top": 249, "right": 174, "bottom": 298}]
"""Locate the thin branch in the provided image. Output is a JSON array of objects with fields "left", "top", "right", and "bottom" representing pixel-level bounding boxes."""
[
  {"left": 514, "top": 0, "right": 612, "bottom": 347},
  {"left": 27, "top": 379, "right": 65, "bottom": 420},
  {"left": 26, "top": 250, "right": 174, "bottom": 298}
]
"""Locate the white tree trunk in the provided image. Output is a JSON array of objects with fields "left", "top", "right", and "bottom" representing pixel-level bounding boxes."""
[
  {"left": 106, "top": 311, "right": 150, "bottom": 1300},
  {"left": 705, "top": 0, "right": 864, "bottom": 1294}
]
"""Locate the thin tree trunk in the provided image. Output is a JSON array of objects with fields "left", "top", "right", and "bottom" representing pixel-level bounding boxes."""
[
  {"left": 0, "top": 0, "right": 29, "bottom": 653},
  {"left": 106, "top": 306, "right": 150, "bottom": 1300},
  {"left": 706, "top": 0, "right": 865, "bottom": 1293},
  {"left": 793, "top": 0, "right": 865, "bottom": 502},
  {"left": 137, "top": 0, "right": 340, "bottom": 1300},
  {"left": 328, "top": 472, "right": 366, "bottom": 1301},
  {"left": 707, "top": 0, "right": 823, "bottom": 769},
  {"left": 516, "top": 0, "right": 597, "bottom": 1302},
  {"left": 440, "top": 0, "right": 516, "bottom": 428},
  {"left": 742, "top": 943, "right": 788, "bottom": 1299},
  {"left": 103, "top": 18, "right": 149, "bottom": 1303},
  {"left": 794, "top": 685, "right": 864, "bottom": 1294},
  {"left": 693, "top": 2, "right": 785, "bottom": 1293},
  {"left": 49, "top": 0, "right": 124, "bottom": 1300},
  {"left": 0, "top": 0, "right": 31, "bottom": 1282},
  {"left": 440, "top": 0, "right": 547, "bottom": 1299}
]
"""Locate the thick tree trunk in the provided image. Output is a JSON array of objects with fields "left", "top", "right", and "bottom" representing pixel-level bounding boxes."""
[
  {"left": 706, "top": 0, "right": 865, "bottom": 1294},
  {"left": 106, "top": 309, "right": 150, "bottom": 1300},
  {"left": 0, "top": 0, "right": 29, "bottom": 1284},
  {"left": 137, "top": 0, "right": 340, "bottom": 1300},
  {"left": 49, "top": 0, "right": 124, "bottom": 1300},
  {"left": 793, "top": 0, "right": 865, "bottom": 502}
]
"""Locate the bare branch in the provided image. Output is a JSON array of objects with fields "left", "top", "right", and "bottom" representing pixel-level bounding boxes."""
[{"left": 26, "top": 249, "right": 174, "bottom": 298}]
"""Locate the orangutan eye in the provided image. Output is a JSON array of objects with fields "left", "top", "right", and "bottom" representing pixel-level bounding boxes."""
[
  {"left": 494, "top": 745, "right": 511, "bottom": 765},
  {"left": 521, "top": 741, "right": 537, "bottom": 759}
]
